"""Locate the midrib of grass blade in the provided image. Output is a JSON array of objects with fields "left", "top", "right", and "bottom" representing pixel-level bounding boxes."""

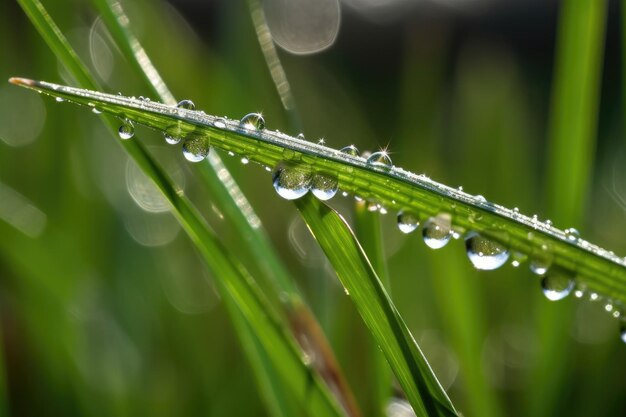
[
  {"left": 295, "top": 194, "right": 457, "bottom": 417},
  {"left": 14, "top": 78, "right": 626, "bottom": 308},
  {"left": 528, "top": 1, "right": 608, "bottom": 416},
  {"left": 354, "top": 203, "right": 393, "bottom": 415},
  {"left": 89, "top": 1, "right": 359, "bottom": 414},
  {"left": 14, "top": 2, "right": 345, "bottom": 416}
]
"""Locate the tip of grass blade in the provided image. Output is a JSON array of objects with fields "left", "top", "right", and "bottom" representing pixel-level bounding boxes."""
[{"left": 8, "top": 77, "right": 35, "bottom": 86}]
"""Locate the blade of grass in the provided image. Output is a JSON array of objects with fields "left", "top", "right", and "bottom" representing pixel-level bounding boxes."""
[
  {"left": 89, "top": 1, "right": 359, "bottom": 413},
  {"left": 14, "top": 2, "right": 346, "bottom": 416},
  {"left": 295, "top": 194, "right": 457, "bottom": 417},
  {"left": 354, "top": 202, "right": 393, "bottom": 415},
  {"left": 14, "top": 78, "right": 626, "bottom": 307},
  {"left": 528, "top": 1, "right": 608, "bottom": 416}
]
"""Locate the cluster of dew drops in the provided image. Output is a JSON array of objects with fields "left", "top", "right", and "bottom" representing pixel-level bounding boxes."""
[{"left": 114, "top": 99, "right": 626, "bottom": 345}]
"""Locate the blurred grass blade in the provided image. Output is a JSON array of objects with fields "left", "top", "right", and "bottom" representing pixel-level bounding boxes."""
[
  {"left": 354, "top": 202, "right": 393, "bottom": 414},
  {"left": 295, "top": 194, "right": 458, "bottom": 417},
  {"left": 528, "top": 1, "right": 608, "bottom": 416},
  {"left": 90, "top": 1, "right": 359, "bottom": 413},
  {"left": 12, "top": 77, "right": 626, "bottom": 307},
  {"left": 15, "top": 1, "right": 346, "bottom": 416}
]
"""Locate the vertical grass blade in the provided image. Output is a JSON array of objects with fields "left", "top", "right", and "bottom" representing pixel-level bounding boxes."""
[{"left": 295, "top": 194, "right": 458, "bottom": 417}]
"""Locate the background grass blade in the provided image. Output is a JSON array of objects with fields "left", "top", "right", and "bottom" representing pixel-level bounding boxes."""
[
  {"left": 14, "top": 1, "right": 346, "bottom": 415},
  {"left": 14, "top": 77, "right": 626, "bottom": 309},
  {"left": 295, "top": 194, "right": 457, "bottom": 417}
]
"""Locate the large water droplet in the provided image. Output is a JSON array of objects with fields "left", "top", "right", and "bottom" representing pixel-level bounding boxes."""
[
  {"left": 176, "top": 99, "right": 195, "bottom": 110},
  {"left": 366, "top": 151, "right": 392, "bottom": 171},
  {"left": 340, "top": 145, "right": 360, "bottom": 156},
  {"left": 310, "top": 173, "right": 338, "bottom": 201},
  {"left": 465, "top": 232, "right": 510, "bottom": 270},
  {"left": 240, "top": 113, "right": 265, "bottom": 130},
  {"left": 422, "top": 215, "right": 451, "bottom": 249},
  {"left": 397, "top": 211, "right": 419, "bottom": 234},
  {"left": 118, "top": 121, "right": 134, "bottom": 140},
  {"left": 272, "top": 164, "right": 312, "bottom": 200},
  {"left": 541, "top": 271, "right": 575, "bottom": 301},
  {"left": 182, "top": 136, "right": 210, "bottom": 162},
  {"left": 530, "top": 258, "right": 551, "bottom": 276}
]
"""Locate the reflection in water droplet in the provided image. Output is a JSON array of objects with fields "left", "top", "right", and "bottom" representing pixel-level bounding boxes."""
[
  {"left": 176, "top": 99, "right": 195, "bottom": 110},
  {"left": 182, "top": 136, "right": 210, "bottom": 162},
  {"left": 118, "top": 121, "right": 134, "bottom": 140},
  {"left": 272, "top": 164, "right": 312, "bottom": 200},
  {"left": 310, "top": 173, "right": 338, "bottom": 201},
  {"left": 340, "top": 145, "right": 360, "bottom": 156},
  {"left": 240, "top": 113, "right": 265, "bottom": 130},
  {"left": 530, "top": 254, "right": 552, "bottom": 276},
  {"left": 465, "top": 232, "right": 510, "bottom": 270},
  {"left": 366, "top": 151, "right": 392, "bottom": 170},
  {"left": 541, "top": 272, "right": 575, "bottom": 301},
  {"left": 397, "top": 211, "right": 419, "bottom": 234},
  {"left": 422, "top": 215, "right": 451, "bottom": 249}
]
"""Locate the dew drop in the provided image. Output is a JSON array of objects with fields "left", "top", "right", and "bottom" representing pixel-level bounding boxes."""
[
  {"left": 176, "top": 99, "right": 195, "bottom": 110},
  {"left": 422, "top": 215, "right": 452, "bottom": 249},
  {"left": 272, "top": 164, "right": 312, "bottom": 200},
  {"left": 240, "top": 113, "right": 265, "bottom": 130},
  {"left": 55, "top": 97, "right": 64, "bottom": 102},
  {"left": 565, "top": 228, "right": 580, "bottom": 242},
  {"left": 317, "top": 138, "right": 325, "bottom": 145},
  {"left": 474, "top": 195, "right": 487, "bottom": 203},
  {"left": 165, "top": 133, "right": 181, "bottom": 145},
  {"left": 182, "top": 136, "right": 210, "bottom": 162},
  {"left": 465, "top": 232, "right": 510, "bottom": 270},
  {"left": 310, "top": 173, "right": 338, "bottom": 201},
  {"left": 530, "top": 256, "right": 552, "bottom": 276},
  {"left": 241, "top": 156, "right": 250, "bottom": 165},
  {"left": 541, "top": 271, "right": 575, "bottom": 301},
  {"left": 297, "top": 133, "right": 305, "bottom": 140},
  {"left": 397, "top": 211, "right": 420, "bottom": 234},
  {"left": 213, "top": 119, "right": 226, "bottom": 129},
  {"left": 620, "top": 322, "right": 626, "bottom": 344},
  {"left": 118, "top": 121, "right": 134, "bottom": 140},
  {"left": 340, "top": 145, "right": 360, "bottom": 157},
  {"left": 92, "top": 107, "right": 102, "bottom": 114},
  {"left": 366, "top": 151, "right": 393, "bottom": 171},
  {"left": 367, "top": 201, "right": 379, "bottom": 212}
]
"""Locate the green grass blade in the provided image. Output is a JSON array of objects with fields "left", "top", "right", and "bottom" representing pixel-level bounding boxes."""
[
  {"left": 295, "top": 194, "right": 457, "bottom": 417},
  {"left": 13, "top": 77, "right": 626, "bottom": 307},
  {"left": 13, "top": 2, "right": 346, "bottom": 415}
]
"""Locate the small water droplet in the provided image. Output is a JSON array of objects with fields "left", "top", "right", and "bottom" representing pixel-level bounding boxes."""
[
  {"left": 354, "top": 195, "right": 364, "bottom": 202},
  {"left": 55, "top": 97, "right": 64, "bottom": 102},
  {"left": 272, "top": 164, "right": 312, "bottom": 200},
  {"left": 241, "top": 156, "right": 250, "bottom": 165},
  {"left": 310, "top": 173, "right": 338, "bottom": 201},
  {"left": 240, "top": 113, "right": 265, "bottom": 130},
  {"left": 176, "top": 99, "right": 195, "bottom": 110},
  {"left": 565, "top": 228, "right": 580, "bottom": 242},
  {"left": 620, "top": 322, "right": 626, "bottom": 344},
  {"left": 545, "top": 219, "right": 553, "bottom": 227},
  {"left": 475, "top": 195, "right": 487, "bottom": 203},
  {"left": 379, "top": 207, "right": 388, "bottom": 215},
  {"left": 367, "top": 201, "right": 379, "bottom": 212},
  {"left": 213, "top": 119, "right": 226, "bottom": 129},
  {"left": 589, "top": 292, "right": 600, "bottom": 302},
  {"left": 397, "top": 211, "right": 420, "bottom": 234},
  {"left": 541, "top": 271, "right": 574, "bottom": 301},
  {"left": 458, "top": 186, "right": 464, "bottom": 192},
  {"left": 317, "top": 138, "right": 325, "bottom": 145},
  {"left": 612, "top": 310, "right": 622, "bottom": 319},
  {"left": 605, "top": 303, "right": 614, "bottom": 313},
  {"left": 422, "top": 215, "right": 451, "bottom": 249},
  {"left": 342, "top": 191, "right": 349, "bottom": 197},
  {"left": 513, "top": 207, "right": 520, "bottom": 213},
  {"left": 510, "top": 251, "right": 527, "bottom": 268},
  {"left": 118, "top": 121, "right": 134, "bottom": 140},
  {"left": 340, "top": 145, "right": 360, "bottom": 156},
  {"left": 366, "top": 151, "right": 392, "bottom": 171},
  {"left": 464, "top": 232, "right": 510, "bottom": 270},
  {"left": 182, "top": 136, "right": 210, "bottom": 162},
  {"left": 297, "top": 133, "right": 305, "bottom": 140},
  {"left": 92, "top": 107, "right": 102, "bottom": 114},
  {"left": 227, "top": 151, "right": 235, "bottom": 157}
]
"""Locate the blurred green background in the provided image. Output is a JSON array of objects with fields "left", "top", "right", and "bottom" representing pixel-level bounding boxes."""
[{"left": 1, "top": 0, "right": 626, "bottom": 416}]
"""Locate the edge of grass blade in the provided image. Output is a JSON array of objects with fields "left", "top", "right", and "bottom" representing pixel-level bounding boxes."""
[
  {"left": 14, "top": 2, "right": 346, "bottom": 416},
  {"left": 295, "top": 194, "right": 458, "bottom": 417}
]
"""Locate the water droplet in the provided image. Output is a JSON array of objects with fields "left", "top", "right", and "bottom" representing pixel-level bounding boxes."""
[
  {"left": 589, "top": 292, "right": 600, "bottom": 302},
  {"left": 422, "top": 215, "right": 451, "bottom": 249},
  {"left": 565, "top": 228, "right": 580, "bottom": 242},
  {"left": 240, "top": 113, "right": 265, "bottom": 130},
  {"left": 545, "top": 219, "right": 553, "bottom": 227},
  {"left": 574, "top": 289, "right": 585, "bottom": 298},
  {"left": 366, "top": 151, "right": 392, "bottom": 171},
  {"left": 176, "top": 99, "right": 195, "bottom": 110},
  {"left": 317, "top": 138, "right": 325, "bottom": 145},
  {"left": 92, "top": 107, "right": 102, "bottom": 114},
  {"left": 310, "top": 173, "right": 338, "bottom": 201},
  {"left": 465, "top": 232, "right": 510, "bottom": 270},
  {"left": 182, "top": 136, "right": 210, "bottom": 162},
  {"left": 541, "top": 272, "right": 574, "bottom": 301},
  {"left": 272, "top": 164, "right": 312, "bottom": 200},
  {"left": 510, "top": 251, "right": 527, "bottom": 268},
  {"left": 397, "top": 211, "right": 420, "bottom": 234},
  {"left": 118, "top": 121, "right": 134, "bottom": 140},
  {"left": 340, "top": 145, "right": 360, "bottom": 157},
  {"left": 367, "top": 201, "right": 379, "bottom": 212},
  {"left": 605, "top": 303, "right": 614, "bottom": 313},
  {"left": 379, "top": 207, "right": 388, "bottom": 215},
  {"left": 213, "top": 119, "right": 226, "bottom": 129},
  {"left": 241, "top": 156, "right": 250, "bottom": 165},
  {"left": 165, "top": 134, "right": 181, "bottom": 145},
  {"left": 530, "top": 255, "right": 552, "bottom": 276},
  {"left": 297, "top": 133, "right": 305, "bottom": 140},
  {"left": 475, "top": 195, "right": 487, "bottom": 203},
  {"left": 55, "top": 97, "right": 64, "bottom": 102},
  {"left": 342, "top": 191, "right": 349, "bottom": 197}
]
